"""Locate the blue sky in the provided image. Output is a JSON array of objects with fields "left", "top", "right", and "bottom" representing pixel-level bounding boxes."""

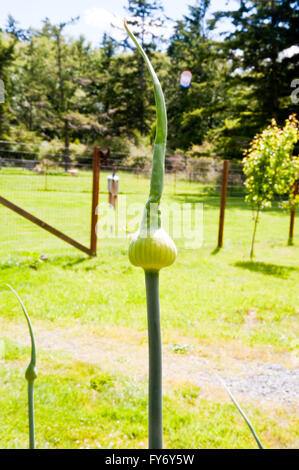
[{"left": 0, "top": 0, "right": 238, "bottom": 45}]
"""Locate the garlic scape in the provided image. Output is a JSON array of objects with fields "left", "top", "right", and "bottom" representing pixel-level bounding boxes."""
[
  {"left": 124, "top": 20, "right": 177, "bottom": 268},
  {"left": 7, "top": 285, "right": 37, "bottom": 449},
  {"left": 124, "top": 21, "right": 177, "bottom": 450}
]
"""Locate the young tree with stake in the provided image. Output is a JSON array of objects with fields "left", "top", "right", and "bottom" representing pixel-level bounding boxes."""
[{"left": 243, "top": 115, "right": 298, "bottom": 259}]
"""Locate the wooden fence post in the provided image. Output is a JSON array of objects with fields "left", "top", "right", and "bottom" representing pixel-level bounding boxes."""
[
  {"left": 90, "top": 147, "right": 101, "bottom": 256},
  {"left": 288, "top": 180, "right": 298, "bottom": 246},
  {"left": 218, "top": 159, "right": 230, "bottom": 248},
  {"left": 0, "top": 195, "right": 93, "bottom": 256}
]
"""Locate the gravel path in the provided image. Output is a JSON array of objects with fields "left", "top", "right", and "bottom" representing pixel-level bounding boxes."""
[
  {"left": 163, "top": 351, "right": 299, "bottom": 406},
  {"left": 1, "top": 318, "right": 298, "bottom": 408},
  {"left": 222, "top": 363, "right": 299, "bottom": 405}
]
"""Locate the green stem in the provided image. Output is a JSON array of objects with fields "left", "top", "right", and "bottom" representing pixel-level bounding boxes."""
[
  {"left": 145, "top": 271, "right": 163, "bottom": 449},
  {"left": 217, "top": 375, "right": 264, "bottom": 449},
  {"left": 28, "top": 382, "right": 35, "bottom": 449}
]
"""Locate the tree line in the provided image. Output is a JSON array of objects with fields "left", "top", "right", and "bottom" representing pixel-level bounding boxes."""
[{"left": 0, "top": 0, "right": 298, "bottom": 166}]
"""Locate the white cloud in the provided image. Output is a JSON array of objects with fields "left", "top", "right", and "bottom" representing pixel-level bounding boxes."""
[
  {"left": 84, "top": 8, "right": 124, "bottom": 41},
  {"left": 84, "top": 7, "right": 174, "bottom": 46}
]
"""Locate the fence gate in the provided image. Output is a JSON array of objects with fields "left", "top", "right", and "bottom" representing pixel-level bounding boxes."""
[{"left": 0, "top": 147, "right": 103, "bottom": 257}]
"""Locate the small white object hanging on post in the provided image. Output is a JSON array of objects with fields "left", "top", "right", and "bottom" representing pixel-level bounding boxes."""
[{"left": 107, "top": 173, "right": 120, "bottom": 209}]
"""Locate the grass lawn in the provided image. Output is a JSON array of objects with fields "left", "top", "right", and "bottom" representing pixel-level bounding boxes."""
[{"left": 0, "top": 168, "right": 298, "bottom": 449}]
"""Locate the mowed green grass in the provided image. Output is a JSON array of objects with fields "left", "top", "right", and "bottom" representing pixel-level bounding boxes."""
[
  {"left": 0, "top": 168, "right": 298, "bottom": 449},
  {"left": 0, "top": 339, "right": 298, "bottom": 449}
]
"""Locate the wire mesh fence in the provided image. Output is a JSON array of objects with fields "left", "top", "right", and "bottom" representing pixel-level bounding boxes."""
[
  {"left": 0, "top": 145, "right": 96, "bottom": 256},
  {"left": 0, "top": 140, "right": 293, "bottom": 257},
  {"left": 0, "top": 140, "right": 248, "bottom": 199}
]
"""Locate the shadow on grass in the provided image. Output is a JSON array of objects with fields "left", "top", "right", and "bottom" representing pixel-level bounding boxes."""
[
  {"left": 59, "top": 255, "right": 109, "bottom": 271},
  {"left": 61, "top": 257, "right": 89, "bottom": 268},
  {"left": 211, "top": 247, "right": 221, "bottom": 255},
  {"left": 234, "top": 261, "right": 298, "bottom": 278},
  {"left": 169, "top": 193, "right": 286, "bottom": 213}
]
